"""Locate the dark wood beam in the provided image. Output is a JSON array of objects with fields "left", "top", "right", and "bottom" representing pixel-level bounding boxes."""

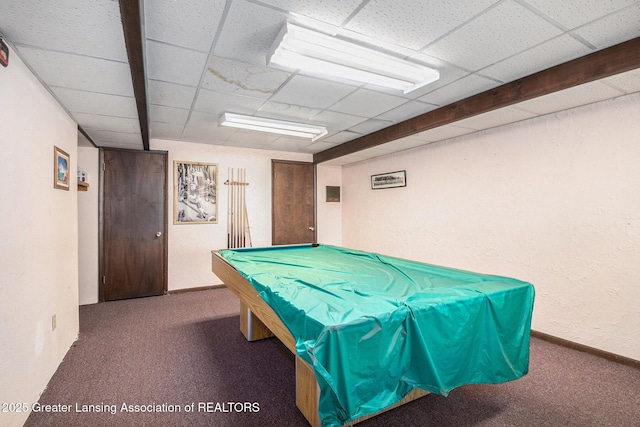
[
  {"left": 314, "top": 37, "right": 640, "bottom": 164},
  {"left": 78, "top": 125, "right": 98, "bottom": 148},
  {"left": 120, "top": 0, "right": 150, "bottom": 151}
]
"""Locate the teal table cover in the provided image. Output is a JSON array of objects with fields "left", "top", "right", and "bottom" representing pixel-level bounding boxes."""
[{"left": 220, "top": 244, "right": 535, "bottom": 426}]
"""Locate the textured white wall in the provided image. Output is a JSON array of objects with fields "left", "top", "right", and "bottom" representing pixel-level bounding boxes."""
[
  {"left": 77, "top": 146, "right": 99, "bottom": 305},
  {"left": 0, "top": 46, "right": 79, "bottom": 427},
  {"left": 151, "top": 139, "right": 312, "bottom": 291},
  {"left": 341, "top": 92, "right": 640, "bottom": 361}
]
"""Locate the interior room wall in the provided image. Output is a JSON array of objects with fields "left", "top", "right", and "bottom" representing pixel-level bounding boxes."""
[
  {"left": 316, "top": 164, "right": 343, "bottom": 246},
  {"left": 77, "top": 145, "right": 99, "bottom": 305},
  {"left": 151, "top": 138, "right": 312, "bottom": 291},
  {"left": 0, "top": 45, "right": 80, "bottom": 427},
  {"left": 340, "top": 92, "right": 640, "bottom": 361}
]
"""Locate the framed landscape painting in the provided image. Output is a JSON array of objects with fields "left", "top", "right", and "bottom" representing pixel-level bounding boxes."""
[{"left": 53, "top": 146, "right": 70, "bottom": 191}]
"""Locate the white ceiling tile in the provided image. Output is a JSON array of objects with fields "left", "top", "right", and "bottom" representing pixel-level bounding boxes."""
[
  {"left": 481, "top": 35, "right": 592, "bottom": 83},
  {"left": 376, "top": 100, "right": 439, "bottom": 122},
  {"left": 146, "top": 41, "right": 209, "bottom": 86},
  {"left": 335, "top": 28, "right": 418, "bottom": 60},
  {"left": 573, "top": 3, "right": 640, "bottom": 49},
  {"left": 349, "top": 119, "right": 394, "bottom": 135},
  {"left": 262, "top": 136, "right": 317, "bottom": 153},
  {"left": 182, "top": 111, "right": 236, "bottom": 143},
  {"left": 0, "top": 0, "right": 127, "bottom": 61},
  {"left": 15, "top": 47, "right": 134, "bottom": 96},
  {"left": 202, "top": 56, "right": 290, "bottom": 99},
  {"left": 309, "top": 111, "right": 367, "bottom": 130},
  {"left": 345, "top": 0, "right": 500, "bottom": 50},
  {"left": 225, "top": 128, "right": 281, "bottom": 146},
  {"left": 270, "top": 75, "right": 357, "bottom": 109},
  {"left": 403, "top": 53, "right": 470, "bottom": 99},
  {"left": 149, "top": 122, "right": 185, "bottom": 141},
  {"left": 515, "top": 80, "right": 626, "bottom": 115},
  {"left": 193, "top": 89, "right": 265, "bottom": 116},
  {"left": 257, "top": 0, "right": 363, "bottom": 26},
  {"left": 74, "top": 113, "right": 141, "bottom": 134},
  {"left": 522, "top": 0, "right": 637, "bottom": 29},
  {"left": 330, "top": 88, "right": 407, "bottom": 117},
  {"left": 257, "top": 102, "right": 323, "bottom": 122},
  {"left": 148, "top": 80, "right": 198, "bottom": 109},
  {"left": 418, "top": 74, "right": 500, "bottom": 106},
  {"left": 453, "top": 106, "right": 538, "bottom": 130},
  {"left": 87, "top": 130, "right": 143, "bottom": 146},
  {"left": 603, "top": 69, "right": 640, "bottom": 94},
  {"left": 149, "top": 105, "right": 190, "bottom": 126},
  {"left": 426, "top": 1, "right": 563, "bottom": 70},
  {"left": 144, "top": 0, "right": 226, "bottom": 51},
  {"left": 322, "top": 131, "right": 363, "bottom": 144},
  {"left": 51, "top": 87, "right": 138, "bottom": 118},
  {"left": 213, "top": 1, "right": 286, "bottom": 65},
  {"left": 305, "top": 140, "right": 340, "bottom": 152}
]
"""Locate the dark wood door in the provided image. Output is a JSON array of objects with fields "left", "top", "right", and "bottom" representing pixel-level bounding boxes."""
[
  {"left": 272, "top": 160, "right": 315, "bottom": 245},
  {"left": 101, "top": 148, "right": 167, "bottom": 301}
]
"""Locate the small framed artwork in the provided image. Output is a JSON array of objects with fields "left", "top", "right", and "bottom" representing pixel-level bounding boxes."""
[
  {"left": 174, "top": 161, "right": 218, "bottom": 224},
  {"left": 53, "top": 146, "right": 70, "bottom": 191},
  {"left": 371, "top": 170, "right": 406, "bottom": 189}
]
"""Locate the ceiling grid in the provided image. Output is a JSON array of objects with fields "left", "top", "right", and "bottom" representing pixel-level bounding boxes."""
[{"left": 0, "top": 0, "right": 638, "bottom": 161}]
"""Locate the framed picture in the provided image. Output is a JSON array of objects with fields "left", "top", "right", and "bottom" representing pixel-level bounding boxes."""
[
  {"left": 53, "top": 146, "right": 70, "bottom": 191},
  {"left": 174, "top": 161, "right": 218, "bottom": 224},
  {"left": 371, "top": 170, "right": 406, "bottom": 189}
]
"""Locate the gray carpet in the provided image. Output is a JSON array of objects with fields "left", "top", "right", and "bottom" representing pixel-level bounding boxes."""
[{"left": 24, "top": 288, "right": 640, "bottom": 426}]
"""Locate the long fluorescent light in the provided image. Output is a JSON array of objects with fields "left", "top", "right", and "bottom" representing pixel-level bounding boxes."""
[
  {"left": 267, "top": 23, "right": 439, "bottom": 94},
  {"left": 219, "top": 113, "right": 328, "bottom": 141}
]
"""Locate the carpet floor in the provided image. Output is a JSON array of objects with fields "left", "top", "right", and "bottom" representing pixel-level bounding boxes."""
[{"left": 24, "top": 288, "right": 640, "bottom": 426}]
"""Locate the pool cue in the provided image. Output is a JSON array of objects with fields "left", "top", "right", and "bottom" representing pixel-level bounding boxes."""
[
  {"left": 241, "top": 168, "right": 246, "bottom": 247},
  {"left": 244, "top": 190, "right": 252, "bottom": 247},
  {"left": 231, "top": 168, "right": 236, "bottom": 248},
  {"left": 225, "top": 168, "right": 231, "bottom": 249}
]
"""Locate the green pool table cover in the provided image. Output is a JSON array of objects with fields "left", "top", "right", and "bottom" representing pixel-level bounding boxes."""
[{"left": 220, "top": 244, "right": 535, "bottom": 426}]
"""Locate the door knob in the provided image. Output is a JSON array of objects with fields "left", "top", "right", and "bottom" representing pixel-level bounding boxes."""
[
  {"left": 308, "top": 227, "right": 315, "bottom": 231},
  {"left": 156, "top": 231, "right": 163, "bottom": 237}
]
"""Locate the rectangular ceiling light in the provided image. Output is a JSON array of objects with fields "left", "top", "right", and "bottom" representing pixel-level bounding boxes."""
[
  {"left": 267, "top": 23, "right": 439, "bottom": 94},
  {"left": 219, "top": 113, "right": 328, "bottom": 141}
]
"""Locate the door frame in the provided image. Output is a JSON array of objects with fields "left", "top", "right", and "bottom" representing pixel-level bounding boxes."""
[
  {"left": 271, "top": 159, "right": 317, "bottom": 245},
  {"left": 98, "top": 147, "right": 169, "bottom": 302}
]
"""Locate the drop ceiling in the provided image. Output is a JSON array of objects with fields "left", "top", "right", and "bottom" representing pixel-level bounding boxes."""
[{"left": 1, "top": 0, "right": 639, "bottom": 165}]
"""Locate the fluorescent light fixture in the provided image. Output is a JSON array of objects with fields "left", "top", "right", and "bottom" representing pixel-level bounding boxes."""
[
  {"left": 267, "top": 23, "right": 439, "bottom": 94},
  {"left": 219, "top": 113, "right": 327, "bottom": 141}
]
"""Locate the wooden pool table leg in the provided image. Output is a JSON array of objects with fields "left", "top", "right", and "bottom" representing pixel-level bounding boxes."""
[
  {"left": 239, "top": 301, "right": 274, "bottom": 341},
  {"left": 238, "top": 301, "right": 321, "bottom": 425},
  {"left": 296, "top": 355, "right": 322, "bottom": 427}
]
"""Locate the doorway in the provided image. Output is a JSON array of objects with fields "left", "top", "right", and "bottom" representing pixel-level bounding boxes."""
[
  {"left": 271, "top": 160, "right": 315, "bottom": 245},
  {"left": 100, "top": 148, "right": 168, "bottom": 301}
]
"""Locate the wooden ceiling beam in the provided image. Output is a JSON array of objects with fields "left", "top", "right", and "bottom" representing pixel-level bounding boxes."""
[
  {"left": 120, "top": 0, "right": 150, "bottom": 151},
  {"left": 313, "top": 37, "right": 640, "bottom": 164}
]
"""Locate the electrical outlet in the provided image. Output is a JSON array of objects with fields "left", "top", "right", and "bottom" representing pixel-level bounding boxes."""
[{"left": 52, "top": 314, "right": 57, "bottom": 331}]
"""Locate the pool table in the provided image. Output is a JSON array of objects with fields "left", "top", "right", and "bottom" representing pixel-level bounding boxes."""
[{"left": 211, "top": 244, "right": 535, "bottom": 427}]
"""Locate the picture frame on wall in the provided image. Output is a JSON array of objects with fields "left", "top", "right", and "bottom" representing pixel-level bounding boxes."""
[
  {"left": 371, "top": 170, "right": 406, "bottom": 189},
  {"left": 53, "top": 146, "right": 70, "bottom": 191},
  {"left": 174, "top": 161, "right": 218, "bottom": 224}
]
